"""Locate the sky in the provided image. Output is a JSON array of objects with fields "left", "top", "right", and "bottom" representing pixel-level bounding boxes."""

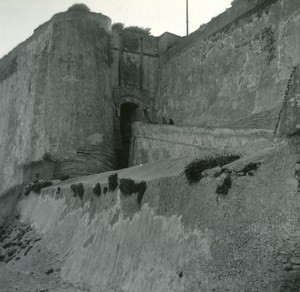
[{"left": 0, "top": 0, "right": 233, "bottom": 58}]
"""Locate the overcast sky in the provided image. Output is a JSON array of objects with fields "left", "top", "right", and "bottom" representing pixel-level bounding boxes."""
[{"left": 0, "top": 0, "right": 232, "bottom": 58}]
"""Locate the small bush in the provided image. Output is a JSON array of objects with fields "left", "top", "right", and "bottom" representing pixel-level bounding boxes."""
[
  {"left": 103, "top": 186, "right": 108, "bottom": 194},
  {"left": 241, "top": 162, "right": 261, "bottom": 175},
  {"left": 119, "top": 178, "right": 135, "bottom": 196},
  {"left": 134, "top": 182, "right": 147, "bottom": 205},
  {"left": 216, "top": 176, "right": 232, "bottom": 196},
  {"left": 67, "top": 3, "right": 90, "bottom": 12},
  {"left": 123, "top": 26, "right": 151, "bottom": 36},
  {"left": 71, "top": 183, "right": 84, "bottom": 200},
  {"left": 119, "top": 178, "right": 147, "bottom": 204},
  {"left": 93, "top": 183, "right": 101, "bottom": 196},
  {"left": 112, "top": 22, "right": 125, "bottom": 32},
  {"left": 184, "top": 154, "right": 240, "bottom": 184},
  {"left": 108, "top": 173, "right": 118, "bottom": 191}
]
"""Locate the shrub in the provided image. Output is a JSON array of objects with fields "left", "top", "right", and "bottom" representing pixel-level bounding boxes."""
[
  {"left": 108, "top": 173, "right": 118, "bottom": 191},
  {"left": 119, "top": 178, "right": 147, "bottom": 204},
  {"left": 103, "top": 186, "right": 108, "bottom": 194},
  {"left": 241, "top": 162, "right": 261, "bottom": 175},
  {"left": 112, "top": 22, "right": 125, "bottom": 32},
  {"left": 123, "top": 26, "right": 151, "bottom": 36},
  {"left": 67, "top": 3, "right": 90, "bottom": 12},
  {"left": 134, "top": 182, "right": 147, "bottom": 205},
  {"left": 119, "top": 178, "right": 135, "bottom": 196},
  {"left": 216, "top": 176, "right": 232, "bottom": 196},
  {"left": 71, "top": 183, "right": 84, "bottom": 200},
  {"left": 93, "top": 183, "right": 101, "bottom": 196},
  {"left": 184, "top": 154, "right": 240, "bottom": 184}
]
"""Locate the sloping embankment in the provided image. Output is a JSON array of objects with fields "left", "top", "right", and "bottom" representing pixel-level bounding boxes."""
[{"left": 1, "top": 138, "right": 300, "bottom": 291}]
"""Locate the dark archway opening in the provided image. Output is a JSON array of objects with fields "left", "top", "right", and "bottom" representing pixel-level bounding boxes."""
[{"left": 118, "top": 102, "right": 138, "bottom": 169}]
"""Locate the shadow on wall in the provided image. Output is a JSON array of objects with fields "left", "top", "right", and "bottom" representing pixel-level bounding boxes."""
[
  {"left": 22, "top": 158, "right": 56, "bottom": 186},
  {"left": 0, "top": 185, "right": 21, "bottom": 226},
  {"left": 118, "top": 102, "right": 139, "bottom": 169},
  {"left": 277, "top": 65, "right": 300, "bottom": 137}
]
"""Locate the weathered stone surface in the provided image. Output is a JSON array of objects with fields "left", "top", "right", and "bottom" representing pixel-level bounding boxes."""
[
  {"left": 277, "top": 66, "right": 300, "bottom": 136},
  {"left": 130, "top": 122, "right": 272, "bottom": 165},
  {"left": 0, "top": 11, "right": 114, "bottom": 194},
  {"left": 290, "top": 257, "right": 300, "bottom": 265},
  {"left": 0, "top": 138, "right": 298, "bottom": 291},
  {"left": 155, "top": 0, "right": 300, "bottom": 131}
]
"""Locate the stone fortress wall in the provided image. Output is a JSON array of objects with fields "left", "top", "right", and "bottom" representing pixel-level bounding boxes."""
[
  {"left": 155, "top": 0, "right": 300, "bottom": 129},
  {"left": 129, "top": 122, "right": 273, "bottom": 166},
  {"left": 0, "top": 11, "right": 113, "bottom": 194},
  {"left": 0, "top": 0, "right": 300, "bottom": 192},
  {"left": 0, "top": 2, "right": 300, "bottom": 291},
  {"left": 132, "top": 0, "right": 300, "bottom": 165}
]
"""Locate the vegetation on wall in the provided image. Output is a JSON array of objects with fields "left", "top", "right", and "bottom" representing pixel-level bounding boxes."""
[
  {"left": 135, "top": 182, "right": 147, "bottom": 205},
  {"left": 93, "top": 183, "right": 101, "bottom": 196},
  {"left": 119, "top": 178, "right": 135, "bottom": 196},
  {"left": 184, "top": 154, "right": 241, "bottom": 184},
  {"left": 124, "top": 26, "right": 151, "bottom": 36},
  {"left": 108, "top": 173, "right": 118, "bottom": 191},
  {"left": 112, "top": 22, "right": 151, "bottom": 36},
  {"left": 67, "top": 3, "right": 90, "bottom": 12},
  {"left": 216, "top": 176, "right": 232, "bottom": 196},
  {"left": 71, "top": 183, "right": 84, "bottom": 200},
  {"left": 240, "top": 162, "right": 261, "bottom": 176},
  {"left": 112, "top": 22, "right": 125, "bottom": 33},
  {"left": 119, "top": 178, "right": 147, "bottom": 205}
]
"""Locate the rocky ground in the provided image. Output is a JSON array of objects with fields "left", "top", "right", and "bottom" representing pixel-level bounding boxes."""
[{"left": 0, "top": 217, "right": 86, "bottom": 292}]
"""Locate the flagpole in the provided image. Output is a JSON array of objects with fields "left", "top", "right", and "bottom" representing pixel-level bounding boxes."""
[{"left": 186, "top": 0, "right": 189, "bottom": 35}]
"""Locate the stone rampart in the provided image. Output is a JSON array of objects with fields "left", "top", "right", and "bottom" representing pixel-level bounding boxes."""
[
  {"left": 0, "top": 11, "right": 114, "bottom": 194},
  {"left": 129, "top": 122, "right": 273, "bottom": 165},
  {"left": 155, "top": 0, "right": 300, "bottom": 130}
]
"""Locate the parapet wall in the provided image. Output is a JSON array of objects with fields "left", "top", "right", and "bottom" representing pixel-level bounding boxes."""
[
  {"left": 0, "top": 11, "right": 114, "bottom": 194},
  {"left": 130, "top": 122, "right": 273, "bottom": 165},
  {"left": 155, "top": 0, "right": 300, "bottom": 130}
]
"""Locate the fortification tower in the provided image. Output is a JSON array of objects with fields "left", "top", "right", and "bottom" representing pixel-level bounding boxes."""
[{"left": 0, "top": 10, "right": 114, "bottom": 193}]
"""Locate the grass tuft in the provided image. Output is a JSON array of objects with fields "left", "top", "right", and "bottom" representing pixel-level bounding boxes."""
[
  {"left": 184, "top": 154, "right": 240, "bottom": 184},
  {"left": 241, "top": 162, "right": 261, "bottom": 175},
  {"left": 71, "top": 183, "right": 84, "bottom": 200},
  {"left": 103, "top": 186, "right": 108, "bottom": 194},
  {"left": 108, "top": 173, "right": 118, "bottom": 191},
  {"left": 93, "top": 183, "right": 101, "bottom": 196},
  {"left": 216, "top": 176, "right": 232, "bottom": 196},
  {"left": 119, "top": 178, "right": 135, "bottom": 196},
  {"left": 119, "top": 178, "right": 147, "bottom": 204}
]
